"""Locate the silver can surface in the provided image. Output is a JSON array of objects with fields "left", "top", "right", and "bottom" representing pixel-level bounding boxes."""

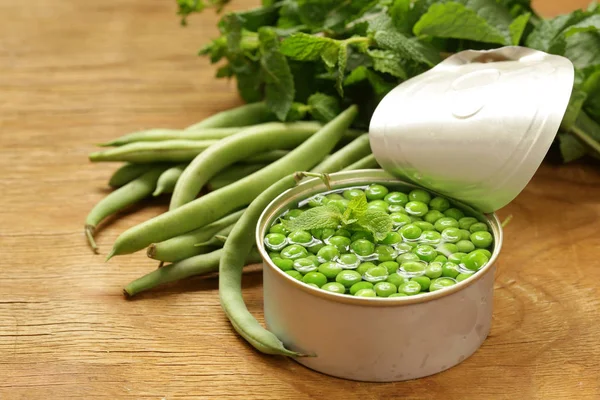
[{"left": 256, "top": 170, "right": 503, "bottom": 382}]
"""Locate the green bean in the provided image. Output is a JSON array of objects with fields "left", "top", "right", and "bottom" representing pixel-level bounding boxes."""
[
  {"left": 100, "top": 128, "right": 240, "bottom": 147},
  {"left": 195, "top": 224, "right": 234, "bottom": 247},
  {"left": 147, "top": 209, "right": 245, "bottom": 263},
  {"left": 153, "top": 164, "right": 188, "bottom": 197},
  {"left": 107, "top": 105, "right": 358, "bottom": 259},
  {"left": 311, "top": 134, "right": 371, "bottom": 173},
  {"left": 109, "top": 163, "right": 152, "bottom": 188},
  {"left": 342, "top": 154, "right": 379, "bottom": 170},
  {"left": 219, "top": 173, "right": 308, "bottom": 357},
  {"left": 171, "top": 122, "right": 322, "bottom": 209},
  {"left": 86, "top": 166, "right": 168, "bottom": 253},
  {"left": 123, "top": 247, "right": 262, "bottom": 297},
  {"left": 241, "top": 150, "right": 289, "bottom": 164},
  {"left": 207, "top": 164, "right": 268, "bottom": 191},
  {"left": 186, "top": 102, "right": 276, "bottom": 130},
  {"left": 89, "top": 140, "right": 217, "bottom": 163}
]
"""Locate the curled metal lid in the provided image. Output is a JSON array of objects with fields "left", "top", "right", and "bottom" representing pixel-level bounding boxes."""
[{"left": 369, "top": 46, "right": 574, "bottom": 213}]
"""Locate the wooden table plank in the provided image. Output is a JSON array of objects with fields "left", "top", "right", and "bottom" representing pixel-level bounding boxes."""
[{"left": 1, "top": 0, "right": 599, "bottom": 399}]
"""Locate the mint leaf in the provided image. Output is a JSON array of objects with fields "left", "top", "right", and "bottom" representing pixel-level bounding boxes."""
[
  {"left": 357, "top": 209, "right": 393, "bottom": 241},
  {"left": 561, "top": 88, "right": 587, "bottom": 131},
  {"left": 281, "top": 204, "right": 342, "bottom": 232},
  {"left": 280, "top": 33, "right": 340, "bottom": 62},
  {"left": 368, "top": 49, "right": 408, "bottom": 79},
  {"left": 344, "top": 66, "right": 369, "bottom": 86},
  {"left": 413, "top": 2, "right": 508, "bottom": 45},
  {"left": 259, "top": 28, "right": 295, "bottom": 120},
  {"left": 322, "top": 43, "right": 340, "bottom": 69},
  {"left": 583, "top": 68, "right": 600, "bottom": 120},
  {"left": 390, "top": 0, "right": 432, "bottom": 34},
  {"left": 509, "top": 12, "right": 531, "bottom": 45},
  {"left": 526, "top": 11, "right": 588, "bottom": 51},
  {"left": 564, "top": 31, "right": 600, "bottom": 71},
  {"left": 558, "top": 132, "right": 587, "bottom": 163},
  {"left": 219, "top": 13, "right": 244, "bottom": 53},
  {"left": 236, "top": 5, "right": 279, "bottom": 31},
  {"left": 336, "top": 44, "right": 348, "bottom": 96},
  {"left": 343, "top": 193, "right": 368, "bottom": 223},
  {"left": 231, "top": 58, "right": 263, "bottom": 102},
  {"left": 307, "top": 93, "right": 341, "bottom": 123},
  {"left": 374, "top": 30, "right": 440, "bottom": 67}
]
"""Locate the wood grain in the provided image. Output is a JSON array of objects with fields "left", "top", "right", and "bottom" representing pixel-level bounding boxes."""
[{"left": 1, "top": 0, "right": 599, "bottom": 399}]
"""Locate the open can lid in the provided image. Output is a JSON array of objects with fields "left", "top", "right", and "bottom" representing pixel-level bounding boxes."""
[{"left": 369, "top": 46, "right": 574, "bottom": 213}]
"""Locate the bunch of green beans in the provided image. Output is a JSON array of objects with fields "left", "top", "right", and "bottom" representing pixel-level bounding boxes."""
[{"left": 86, "top": 102, "right": 381, "bottom": 356}]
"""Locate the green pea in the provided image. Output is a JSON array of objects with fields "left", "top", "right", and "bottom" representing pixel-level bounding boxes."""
[
  {"left": 302, "top": 271, "right": 328, "bottom": 287},
  {"left": 365, "top": 184, "right": 389, "bottom": 200},
  {"left": 269, "top": 223, "right": 290, "bottom": 235},
  {"left": 458, "top": 217, "right": 478, "bottom": 230},
  {"left": 462, "top": 252, "right": 489, "bottom": 271},
  {"left": 280, "top": 244, "right": 309, "bottom": 260},
  {"left": 343, "top": 188, "right": 364, "bottom": 200},
  {"left": 285, "top": 270, "right": 303, "bottom": 281},
  {"left": 326, "top": 193, "right": 344, "bottom": 201},
  {"left": 307, "top": 243, "right": 325, "bottom": 254},
  {"left": 433, "top": 254, "right": 448, "bottom": 263},
  {"left": 394, "top": 242, "right": 413, "bottom": 254},
  {"left": 413, "top": 244, "right": 437, "bottom": 262},
  {"left": 381, "top": 231, "right": 402, "bottom": 245},
  {"left": 407, "top": 189, "right": 431, "bottom": 204},
  {"left": 441, "top": 227, "right": 462, "bottom": 243},
  {"left": 424, "top": 210, "right": 445, "bottom": 224},
  {"left": 311, "top": 228, "right": 335, "bottom": 241},
  {"left": 470, "top": 231, "right": 493, "bottom": 248},
  {"left": 388, "top": 293, "right": 408, "bottom": 297},
  {"left": 350, "top": 281, "right": 374, "bottom": 295},
  {"left": 329, "top": 199, "right": 349, "bottom": 212},
  {"left": 471, "top": 249, "right": 492, "bottom": 259},
  {"left": 293, "top": 257, "right": 318, "bottom": 273},
  {"left": 376, "top": 245, "right": 397, "bottom": 262},
  {"left": 388, "top": 204, "right": 406, "bottom": 213},
  {"left": 351, "top": 231, "right": 374, "bottom": 242},
  {"left": 413, "top": 221, "right": 435, "bottom": 232},
  {"left": 405, "top": 201, "right": 429, "bottom": 216},
  {"left": 390, "top": 212, "right": 412, "bottom": 227},
  {"left": 444, "top": 208, "right": 465, "bottom": 220},
  {"left": 380, "top": 261, "right": 400, "bottom": 275},
  {"left": 456, "top": 272, "right": 475, "bottom": 282},
  {"left": 321, "top": 282, "right": 346, "bottom": 294},
  {"left": 307, "top": 255, "right": 319, "bottom": 264},
  {"left": 459, "top": 229, "right": 471, "bottom": 240},
  {"left": 317, "top": 245, "right": 340, "bottom": 262},
  {"left": 436, "top": 243, "right": 459, "bottom": 256},
  {"left": 469, "top": 222, "right": 489, "bottom": 233},
  {"left": 411, "top": 276, "right": 431, "bottom": 291},
  {"left": 308, "top": 194, "right": 330, "bottom": 208},
  {"left": 396, "top": 252, "right": 420, "bottom": 263},
  {"left": 306, "top": 283, "right": 319, "bottom": 288},
  {"left": 318, "top": 261, "right": 343, "bottom": 279},
  {"left": 374, "top": 282, "right": 397, "bottom": 297},
  {"left": 268, "top": 252, "right": 280, "bottom": 259},
  {"left": 327, "top": 236, "right": 351, "bottom": 253},
  {"left": 355, "top": 288, "right": 377, "bottom": 297},
  {"left": 400, "top": 224, "right": 422, "bottom": 240},
  {"left": 456, "top": 240, "right": 475, "bottom": 253},
  {"left": 425, "top": 261, "right": 443, "bottom": 279},
  {"left": 398, "top": 281, "right": 422, "bottom": 296},
  {"left": 367, "top": 200, "right": 390, "bottom": 213},
  {"left": 430, "top": 277, "right": 457, "bottom": 291},
  {"left": 434, "top": 217, "right": 459, "bottom": 232},
  {"left": 386, "top": 273, "right": 407, "bottom": 287},
  {"left": 338, "top": 253, "right": 360, "bottom": 269},
  {"left": 286, "top": 209, "right": 304, "bottom": 220},
  {"left": 410, "top": 216, "right": 423, "bottom": 222},
  {"left": 356, "top": 262, "right": 377, "bottom": 276},
  {"left": 384, "top": 192, "right": 408, "bottom": 206},
  {"left": 264, "top": 233, "right": 288, "bottom": 250},
  {"left": 334, "top": 228, "right": 351, "bottom": 238},
  {"left": 400, "top": 260, "right": 427, "bottom": 276},
  {"left": 419, "top": 230, "right": 442, "bottom": 245},
  {"left": 429, "top": 196, "right": 450, "bottom": 212},
  {"left": 442, "top": 262, "right": 460, "bottom": 278},
  {"left": 273, "top": 257, "right": 294, "bottom": 271},
  {"left": 287, "top": 230, "right": 313, "bottom": 245},
  {"left": 351, "top": 239, "right": 375, "bottom": 257},
  {"left": 363, "top": 265, "right": 389, "bottom": 283},
  {"left": 335, "top": 270, "right": 363, "bottom": 288},
  {"left": 448, "top": 252, "right": 467, "bottom": 264}
]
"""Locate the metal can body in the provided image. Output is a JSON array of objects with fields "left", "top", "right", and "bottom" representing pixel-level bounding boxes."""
[{"left": 256, "top": 170, "right": 503, "bottom": 382}]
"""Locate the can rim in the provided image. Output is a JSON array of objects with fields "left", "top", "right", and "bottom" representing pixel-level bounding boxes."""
[{"left": 256, "top": 169, "right": 504, "bottom": 307}]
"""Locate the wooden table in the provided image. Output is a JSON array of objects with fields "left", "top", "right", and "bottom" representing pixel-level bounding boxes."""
[{"left": 1, "top": 0, "right": 598, "bottom": 398}]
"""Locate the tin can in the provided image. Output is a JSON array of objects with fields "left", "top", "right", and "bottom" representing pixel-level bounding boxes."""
[{"left": 256, "top": 170, "right": 503, "bottom": 382}]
